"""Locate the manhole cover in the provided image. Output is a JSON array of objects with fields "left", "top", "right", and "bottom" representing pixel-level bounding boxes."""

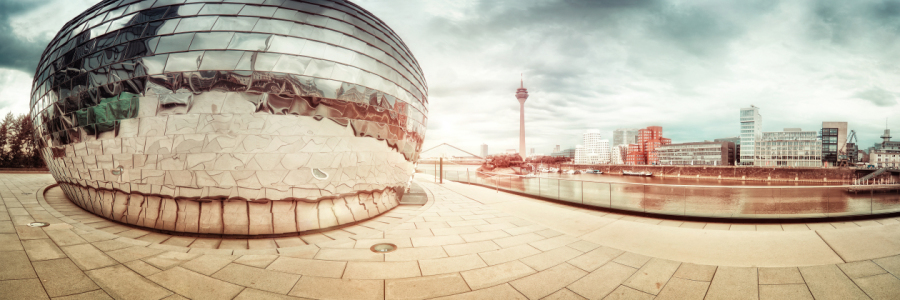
[
  {"left": 370, "top": 243, "right": 398, "bottom": 253},
  {"left": 28, "top": 222, "right": 50, "bottom": 227}
]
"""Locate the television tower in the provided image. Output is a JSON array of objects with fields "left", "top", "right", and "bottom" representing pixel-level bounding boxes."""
[{"left": 516, "top": 75, "right": 529, "bottom": 158}]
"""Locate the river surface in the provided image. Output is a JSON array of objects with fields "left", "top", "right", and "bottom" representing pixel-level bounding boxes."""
[{"left": 417, "top": 163, "right": 900, "bottom": 218}]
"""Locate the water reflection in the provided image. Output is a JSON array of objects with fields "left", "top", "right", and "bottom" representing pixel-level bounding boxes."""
[{"left": 418, "top": 165, "right": 900, "bottom": 219}]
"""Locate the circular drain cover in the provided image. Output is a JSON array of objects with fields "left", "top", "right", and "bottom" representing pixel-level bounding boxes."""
[
  {"left": 370, "top": 243, "right": 397, "bottom": 253},
  {"left": 28, "top": 222, "right": 50, "bottom": 227}
]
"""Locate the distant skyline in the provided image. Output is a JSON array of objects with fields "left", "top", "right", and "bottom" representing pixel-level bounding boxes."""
[{"left": 1, "top": 0, "right": 898, "bottom": 155}]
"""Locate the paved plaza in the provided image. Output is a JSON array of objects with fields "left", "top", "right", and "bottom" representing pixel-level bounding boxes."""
[{"left": 1, "top": 173, "right": 900, "bottom": 299}]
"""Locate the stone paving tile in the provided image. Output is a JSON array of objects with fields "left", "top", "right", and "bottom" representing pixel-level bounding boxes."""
[
  {"left": 782, "top": 224, "right": 811, "bottom": 231},
  {"left": 478, "top": 244, "right": 542, "bottom": 266},
  {"left": 567, "top": 262, "right": 636, "bottom": 299},
  {"left": 503, "top": 224, "right": 547, "bottom": 236},
  {"left": 520, "top": 246, "right": 583, "bottom": 271},
  {"left": 0, "top": 278, "right": 49, "bottom": 300},
  {"left": 282, "top": 277, "right": 369, "bottom": 300},
  {"left": 90, "top": 239, "right": 133, "bottom": 252},
  {"left": 622, "top": 258, "right": 681, "bottom": 295},
  {"left": 419, "top": 253, "right": 488, "bottom": 276},
  {"left": 234, "top": 254, "right": 279, "bottom": 268},
  {"left": 272, "top": 237, "right": 306, "bottom": 248},
  {"left": 529, "top": 235, "right": 580, "bottom": 251},
  {"left": 53, "top": 289, "right": 114, "bottom": 300},
  {"left": 705, "top": 266, "right": 758, "bottom": 300},
  {"left": 758, "top": 267, "right": 805, "bottom": 284},
  {"left": 104, "top": 246, "right": 166, "bottom": 263},
  {"left": 385, "top": 273, "right": 471, "bottom": 300},
  {"left": 460, "top": 260, "right": 536, "bottom": 290},
  {"left": 567, "top": 246, "right": 624, "bottom": 272},
  {"left": 853, "top": 273, "right": 900, "bottom": 300},
  {"left": 0, "top": 250, "right": 38, "bottom": 280},
  {"left": 566, "top": 240, "right": 600, "bottom": 252},
  {"left": 612, "top": 252, "right": 651, "bottom": 269},
  {"left": 443, "top": 240, "right": 499, "bottom": 257},
  {"left": 510, "top": 263, "right": 588, "bottom": 299},
  {"left": 461, "top": 230, "right": 510, "bottom": 243},
  {"left": 353, "top": 238, "right": 413, "bottom": 249},
  {"left": 411, "top": 235, "right": 466, "bottom": 247},
  {"left": 432, "top": 283, "right": 527, "bottom": 300},
  {"left": 218, "top": 239, "right": 248, "bottom": 250},
  {"left": 603, "top": 285, "right": 655, "bottom": 300},
  {"left": 276, "top": 245, "right": 319, "bottom": 259},
  {"left": 15, "top": 225, "right": 49, "bottom": 239},
  {"left": 160, "top": 236, "right": 195, "bottom": 247},
  {"left": 315, "top": 248, "right": 383, "bottom": 261},
  {"left": 385, "top": 246, "right": 448, "bottom": 261},
  {"left": 415, "top": 221, "right": 450, "bottom": 229},
  {"left": 149, "top": 267, "right": 244, "bottom": 300},
  {"left": 385, "top": 228, "right": 434, "bottom": 238},
  {"left": 86, "top": 264, "right": 173, "bottom": 300},
  {"left": 22, "top": 238, "right": 66, "bottom": 261},
  {"left": 757, "top": 224, "right": 784, "bottom": 231},
  {"left": 838, "top": 260, "right": 888, "bottom": 278},
  {"left": 233, "top": 288, "right": 306, "bottom": 300},
  {"left": 31, "top": 258, "right": 99, "bottom": 298},
  {"left": 703, "top": 223, "right": 731, "bottom": 230},
  {"left": 541, "top": 289, "right": 587, "bottom": 300},
  {"left": 493, "top": 232, "right": 546, "bottom": 248},
  {"left": 180, "top": 254, "right": 238, "bottom": 276},
  {"left": 678, "top": 222, "right": 707, "bottom": 229},
  {"left": 248, "top": 239, "right": 278, "bottom": 249},
  {"left": 266, "top": 256, "right": 347, "bottom": 278},
  {"left": 759, "top": 284, "right": 814, "bottom": 300},
  {"left": 729, "top": 224, "right": 756, "bottom": 231},
  {"left": 124, "top": 259, "right": 163, "bottom": 277},
  {"left": 873, "top": 255, "right": 900, "bottom": 276},
  {"left": 673, "top": 263, "right": 717, "bottom": 281},
  {"left": 655, "top": 277, "right": 710, "bottom": 300},
  {"left": 0, "top": 233, "right": 23, "bottom": 251},
  {"left": 800, "top": 264, "right": 869, "bottom": 300},
  {"left": 343, "top": 261, "right": 421, "bottom": 279},
  {"left": 143, "top": 252, "right": 201, "bottom": 270},
  {"left": 212, "top": 263, "right": 300, "bottom": 294}
]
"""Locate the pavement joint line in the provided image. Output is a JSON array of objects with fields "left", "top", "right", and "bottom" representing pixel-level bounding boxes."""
[{"left": 814, "top": 230, "right": 848, "bottom": 263}]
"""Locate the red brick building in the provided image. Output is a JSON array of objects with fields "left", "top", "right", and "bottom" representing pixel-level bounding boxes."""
[{"left": 625, "top": 126, "right": 671, "bottom": 165}]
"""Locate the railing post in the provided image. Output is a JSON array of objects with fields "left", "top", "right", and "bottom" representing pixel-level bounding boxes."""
[{"left": 439, "top": 157, "right": 443, "bottom": 184}]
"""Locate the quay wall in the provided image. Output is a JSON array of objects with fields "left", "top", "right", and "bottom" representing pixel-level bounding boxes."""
[{"left": 567, "top": 165, "right": 868, "bottom": 184}]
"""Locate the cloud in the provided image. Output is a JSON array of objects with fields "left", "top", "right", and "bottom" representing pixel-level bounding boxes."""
[
  {"left": 854, "top": 87, "right": 898, "bottom": 107},
  {"left": 0, "top": 0, "right": 98, "bottom": 73}
]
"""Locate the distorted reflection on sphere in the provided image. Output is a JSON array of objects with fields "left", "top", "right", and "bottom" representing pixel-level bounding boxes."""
[{"left": 30, "top": 0, "right": 427, "bottom": 235}]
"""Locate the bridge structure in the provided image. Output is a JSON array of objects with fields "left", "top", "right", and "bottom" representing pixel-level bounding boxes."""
[{"left": 420, "top": 143, "right": 484, "bottom": 159}]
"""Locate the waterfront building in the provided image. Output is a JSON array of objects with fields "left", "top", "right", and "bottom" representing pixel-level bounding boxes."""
[
  {"left": 625, "top": 126, "right": 671, "bottom": 165},
  {"left": 658, "top": 141, "right": 735, "bottom": 166},
  {"left": 611, "top": 144, "right": 629, "bottom": 164},
  {"left": 551, "top": 148, "right": 576, "bottom": 159},
  {"left": 755, "top": 128, "right": 822, "bottom": 167},
  {"left": 516, "top": 79, "right": 529, "bottom": 157},
  {"left": 821, "top": 122, "right": 848, "bottom": 166},
  {"left": 715, "top": 137, "right": 741, "bottom": 165},
  {"left": 740, "top": 106, "right": 762, "bottom": 165},
  {"left": 481, "top": 144, "right": 488, "bottom": 158},
  {"left": 574, "top": 130, "right": 611, "bottom": 165},
  {"left": 740, "top": 107, "right": 762, "bottom": 165},
  {"left": 870, "top": 129, "right": 900, "bottom": 168},
  {"left": 613, "top": 128, "right": 640, "bottom": 146},
  {"left": 553, "top": 145, "right": 561, "bottom": 153}
]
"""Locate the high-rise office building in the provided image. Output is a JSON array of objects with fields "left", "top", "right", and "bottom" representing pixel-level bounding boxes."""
[
  {"left": 625, "top": 126, "right": 671, "bottom": 165},
  {"left": 553, "top": 145, "right": 561, "bottom": 153},
  {"left": 740, "top": 106, "right": 762, "bottom": 165},
  {"left": 613, "top": 128, "right": 640, "bottom": 146},
  {"left": 821, "top": 122, "right": 847, "bottom": 167},
  {"left": 480, "top": 144, "right": 488, "bottom": 158}
]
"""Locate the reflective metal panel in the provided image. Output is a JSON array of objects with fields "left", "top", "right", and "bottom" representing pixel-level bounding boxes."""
[{"left": 31, "top": 0, "right": 427, "bottom": 236}]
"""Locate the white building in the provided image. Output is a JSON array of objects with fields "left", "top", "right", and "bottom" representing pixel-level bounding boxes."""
[
  {"left": 870, "top": 129, "right": 900, "bottom": 168},
  {"left": 613, "top": 128, "right": 640, "bottom": 147},
  {"left": 611, "top": 144, "right": 628, "bottom": 164},
  {"left": 740, "top": 106, "right": 762, "bottom": 165},
  {"left": 755, "top": 128, "right": 822, "bottom": 167},
  {"left": 480, "top": 144, "right": 488, "bottom": 158},
  {"left": 575, "top": 130, "right": 610, "bottom": 164}
]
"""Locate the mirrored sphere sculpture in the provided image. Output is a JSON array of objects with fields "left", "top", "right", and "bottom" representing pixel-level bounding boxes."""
[{"left": 29, "top": 0, "right": 427, "bottom": 235}]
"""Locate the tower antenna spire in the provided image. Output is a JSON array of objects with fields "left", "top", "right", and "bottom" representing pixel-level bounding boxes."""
[{"left": 520, "top": 73, "right": 523, "bottom": 88}]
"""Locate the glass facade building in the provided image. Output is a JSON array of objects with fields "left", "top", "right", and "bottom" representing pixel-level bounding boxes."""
[
  {"left": 29, "top": 0, "right": 427, "bottom": 235},
  {"left": 755, "top": 129, "right": 822, "bottom": 167},
  {"left": 739, "top": 106, "right": 761, "bottom": 165}
]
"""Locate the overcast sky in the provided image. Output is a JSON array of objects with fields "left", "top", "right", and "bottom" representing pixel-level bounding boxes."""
[{"left": 1, "top": 0, "right": 898, "bottom": 156}]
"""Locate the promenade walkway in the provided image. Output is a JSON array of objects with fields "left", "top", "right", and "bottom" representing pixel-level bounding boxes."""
[{"left": 1, "top": 173, "right": 899, "bottom": 299}]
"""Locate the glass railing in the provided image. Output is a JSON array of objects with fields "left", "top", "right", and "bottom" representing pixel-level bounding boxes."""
[{"left": 417, "top": 169, "right": 900, "bottom": 219}]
